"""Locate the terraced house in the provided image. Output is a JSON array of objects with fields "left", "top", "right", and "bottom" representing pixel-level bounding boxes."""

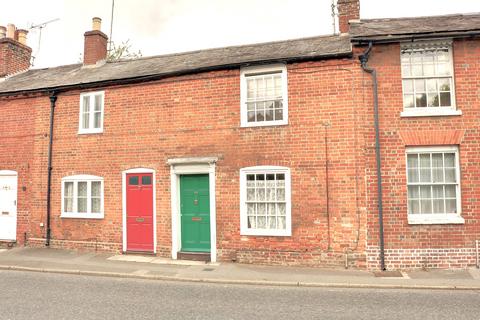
[{"left": 1, "top": 0, "right": 479, "bottom": 270}]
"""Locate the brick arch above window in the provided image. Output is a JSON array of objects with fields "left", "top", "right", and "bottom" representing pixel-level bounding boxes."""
[{"left": 399, "top": 130, "right": 464, "bottom": 146}]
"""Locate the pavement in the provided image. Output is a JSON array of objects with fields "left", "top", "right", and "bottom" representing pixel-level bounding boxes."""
[{"left": 0, "top": 247, "right": 479, "bottom": 290}]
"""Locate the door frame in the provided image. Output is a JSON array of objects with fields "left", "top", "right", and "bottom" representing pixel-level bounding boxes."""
[
  {"left": 167, "top": 157, "right": 217, "bottom": 263},
  {"left": 122, "top": 168, "right": 156, "bottom": 253},
  {"left": 0, "top": 170, "right": 18, "bottom": 241}
]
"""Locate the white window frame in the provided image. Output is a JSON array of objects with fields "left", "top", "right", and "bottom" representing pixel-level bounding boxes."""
[
  {"left": 400, "top": 40, "right": 461, "bottom": 118},
  {"left": 61, "top": 174, "right": 104, "bottom": 219},
  {"left": 406, "top": 146, "right": 464, "bottom": 225},
  {"left": 78, "top": 91, "right": 104, "bottom": 134},
  {"left": 240, "top": 64, "right": 288, "bottom": 127},
  {"left": 240, "top": 166, "right": 292, "bottom": 236}
]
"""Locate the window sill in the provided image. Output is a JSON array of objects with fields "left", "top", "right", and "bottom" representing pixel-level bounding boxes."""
[
  {"left": 240, "top": 229, "right": 291, "bottom": 237},
  {"left": 241, "top": 121, "right": 288, "bottom": 128},
  {"left": 61, "top": 212, "right": 104, "bottom": 219},
  {"left": 400, "top": 109, "right": 462, "bottom": 118},
  {"left": 408, "top": 214, "right": 464, "bottom": 225},
  {"left": 78, "top": 129, "right": 103, "bottom": 135}
]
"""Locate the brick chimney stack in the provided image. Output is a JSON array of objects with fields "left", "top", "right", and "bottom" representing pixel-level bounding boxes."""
[
  {"left": 0, "top": 23, "right": 32, "bottom": 77},
  {"left": 337, "top": 0, "right": 360, "bottom": 34},
  {"left": 83, "top": 17, "right": 108, "bottom": 65}
]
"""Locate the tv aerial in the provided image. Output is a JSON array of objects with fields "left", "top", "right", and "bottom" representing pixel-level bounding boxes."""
[{"left": 29, "top": 18, "right": 60, "bottom": 66}]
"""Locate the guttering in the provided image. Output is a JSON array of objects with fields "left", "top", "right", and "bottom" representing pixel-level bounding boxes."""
[
  {"left": 351, "top": 30, "right": 480, "bottom": 45},
  {"left": 45, "top": 91, "right": 57, "bottom": 247},
  {"left": 359, "top": 42, "right": 385, "bottom": 271}
]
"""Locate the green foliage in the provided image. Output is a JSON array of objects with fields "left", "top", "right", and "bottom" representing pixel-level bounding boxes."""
[{"left": 107, "top": 40, "right": 142, "bottom": 61}]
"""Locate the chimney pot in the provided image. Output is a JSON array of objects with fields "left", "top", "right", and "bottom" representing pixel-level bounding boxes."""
[
  {"left": 92, "top": 17, "right": 102, "bottom": 31},
  {"left": 0, "top": 26, "right": 6, "bottom": 39},
  {"left": 17, "top": 29, "right": 28, "bottom": 45},
  {"left": 6, "top": 24, "right": 15, "bottom": 39}
]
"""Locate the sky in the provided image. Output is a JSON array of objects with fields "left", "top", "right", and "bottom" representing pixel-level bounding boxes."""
[{"left": 1, "top": 0, "right": 480, "bottom": 68}]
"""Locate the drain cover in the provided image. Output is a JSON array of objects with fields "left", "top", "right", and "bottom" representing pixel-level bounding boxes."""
[
  {"left": 203, "top": 268, "right": 215, "bottom": 272},
  {"left": 374, "top": 271, "right": 404, "bottom": 277}
]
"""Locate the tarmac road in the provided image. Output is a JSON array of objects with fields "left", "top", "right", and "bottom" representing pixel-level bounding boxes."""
[{"left": 0, "top": 270, "right": 479, "bottom": 320}]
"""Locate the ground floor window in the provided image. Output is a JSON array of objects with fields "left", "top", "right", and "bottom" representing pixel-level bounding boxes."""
[
  {"left": 61, "top": 175, "right": 104, "bottom": 219},
  {"left": 240, "top": 166, "right": 291, "bottom": 236},
  {"left": 406, "top": 146, "right": 463, "bottom": 224}
]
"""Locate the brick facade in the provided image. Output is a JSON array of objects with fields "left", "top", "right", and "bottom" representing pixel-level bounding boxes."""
[
  {"left": 363, "top": 39, "right": 480, "bottom": 269},
  {"left": 1, "top": 5, "right": 480, "bottom": 270},
  {"left": 0, "top": 60, "right": 370, "bottom": 268}
]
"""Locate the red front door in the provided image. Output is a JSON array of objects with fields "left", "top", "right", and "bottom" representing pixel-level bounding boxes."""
[{"left": 126, "top": 173, "right": 154, "bottom": 252}]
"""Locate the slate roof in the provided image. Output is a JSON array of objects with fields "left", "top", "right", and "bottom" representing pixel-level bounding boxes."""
[
  {"left": 350, "top": 13, "right": 480, "bottom": 41},
  {"left": 0, "top": 34, "right": 351, "bottom": 95}
]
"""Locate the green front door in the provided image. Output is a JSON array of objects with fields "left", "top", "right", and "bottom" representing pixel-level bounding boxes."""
[{"left": 180, "top": 174, "right": 210, "bottom": 252}]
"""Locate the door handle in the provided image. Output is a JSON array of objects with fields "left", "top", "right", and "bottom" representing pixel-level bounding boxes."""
[
  {"left": 14, "top": 200, "right": 16, "bottom": 206},
  {"left": 136, "top": 217, "right": 145, "bottom": 222},
  {"left": 2, "top": 212, "right": 8, "bottom": 215}
]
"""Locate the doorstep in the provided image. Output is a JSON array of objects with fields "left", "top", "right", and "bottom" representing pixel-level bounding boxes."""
[{"left": 107, "top": 254, "right": 218, "bottom": 266}]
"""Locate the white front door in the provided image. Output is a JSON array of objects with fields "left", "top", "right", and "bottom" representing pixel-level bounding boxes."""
[{"left": 0, "top": 172, "right": 18, "bottom": 241}]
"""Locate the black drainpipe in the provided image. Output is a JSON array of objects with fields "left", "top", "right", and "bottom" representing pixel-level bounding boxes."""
[
  {"left": 46, "top": 91, "right": 58, "bottom": 247},
  {"left": 359, "top": 42, "right": 386, "bottom": 271}
]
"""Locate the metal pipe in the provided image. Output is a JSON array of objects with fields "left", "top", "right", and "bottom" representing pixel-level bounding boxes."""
[
  {"left": 324, "top": 122, "right": 331, "bottom": 251},
  {"left": 359, "top": 42, "right": 386, "bottom": 271},
  {"left": 45, "top": 92, "right": 57, "bottom": 246}
]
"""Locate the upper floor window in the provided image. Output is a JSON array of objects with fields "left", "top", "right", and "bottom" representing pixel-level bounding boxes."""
[
  {"left": 401, "top": 41, "right": 460, "bottom": 117},
  {"left": 239, "top": 166, "right": 291, "bottom": 236},
  {"left": 79, "top": 91, "right": 104, "bottom": 134},
  {"left": 61, "top": 175, "right": 104, "bottom": 219},
  {"left": 240, "top": 64, "right": 288, "bottom": 127},
  {"left": 406, "top": 146, "right": 463, "bottom": 224}
]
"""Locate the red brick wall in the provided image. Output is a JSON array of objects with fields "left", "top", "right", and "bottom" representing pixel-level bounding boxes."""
[
  {"left": 83, "top": 31, "right": 107, "bottom": 65},
  {"left": 3, "top": 58, "right": 369, "bottom": 267},
  {"left": 0, "top": 38, "right": 31, "bottom": 77},
  {"left": 362, "top": 39, "right": 480, "bottom": 269},
  {"left": 0, "top": 95, "right": 40, "bottom": 245}
]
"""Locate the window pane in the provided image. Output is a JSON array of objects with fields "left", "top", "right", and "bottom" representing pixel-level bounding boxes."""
[
  {"left": 247, "top": 111, "right": 256, "bottom": 122},
  {"left": 403, "top": 94, "right": 414, "bottom": 108},
  {"left": 268, "top": 216, "right": 276, "bottom": 229},
  {"left": 91, "top": 198, "right": 101, "bottom": 213},
  {"left": 408, "top": 200, "right": 420, "bottom": 214},
  {"left": 277, "top": 216, "right": 286, "bottom": 229},
  {"left": 274, "top": 108, "right": 283, "bottom": 121},
  {"left": 94, "top": 95, "right": 102, "bottom": 111},
  {"left": 82, "top": 112, "right": 90, "bottom": 129},
  {"left": 438, "top": 79, "right": 450, "bottom": 92},
  {"left": 444, "top": 153, "right": 455, "bottom": 167},
  {"left": 257, "top": 216, "right": 266, "bottom": 229},
  {"left": 78, "top": 182, "right": 87, "bottom": 197},
  {"left": 94, "top": 112, "right": 101, "bottom": 128},
  {"left": 407, "top": 185, "right": 419, "bottom": 199},
  {"left": 82, "top": 96, "right": 90, "bottom": 113},
  {"left": 415, "top": 79, "right": 426, "bottom": 92},
  {"left": 420, "top": 185, "right": 431, "bottom": 198},
  {"left": 440, "top": 92, "right": 451, "bottom": 107},
  {"left": 420, "top": 200, "right": 432, "bottom": 214},
  {"left": 416, "top": 94, "right": 427, "bottom": 107},
  {"left": 445, "top": 199, "right": 457, "bottom": 213},
  {"left": 407, "top": 154, "right": 418, "bottom": 168},
  {"left": 64, "top": 182, "right": 74, "bottom": 212},
  {"left": 445, "top": 185, "right": 456, "bottom": 197},
  {"left": 445, "top": 168, "right": 456, "bottom": 183},
  {"left": 428, "top": 93, "right": 439, "bottom": 107},
  {"left": 129, "top": 176, "right": 139, "bottom": 185},
  {"left": 433, "top": 199, "right": 444, "bottom": 213},
  {"left": 403, "top": 80, "right": 413, "bottom": 93},
  {"left": 142, "top": 176, "right": 152, "bottom": 185},
  {"left": 91, "top": 181, "right": 101, "bottom": 197},
  {"left": 426, "top": 79, "right": 437, "bottom": 92}
]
